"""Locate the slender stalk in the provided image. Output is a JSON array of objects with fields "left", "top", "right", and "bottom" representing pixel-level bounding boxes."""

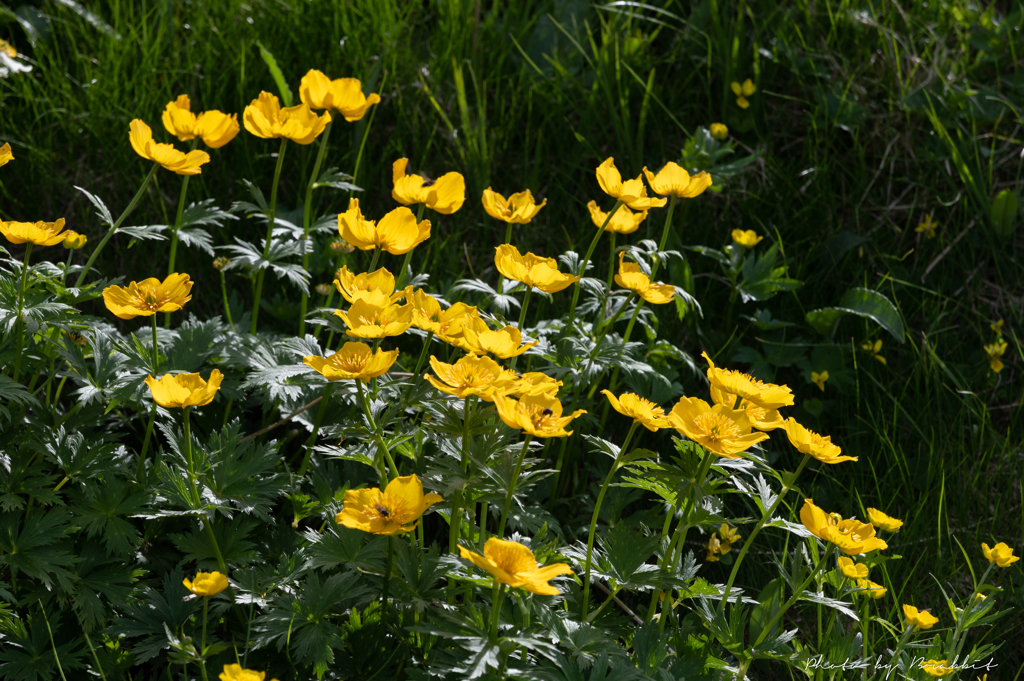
[
  {"left": 497, "top": 434, "right": 534, "bottom": 538},
  {"left": 298, "top": 120, "right": 334, "bottom": 337},
  {"left": 565, "top": 201, "right": 622, "bottom": 332},
  {"left": 250, "top": 139, "right": 289, "bottom": 334},
  {"left": 12, "top": 242, "right": 33, "bottom": 383},
  {"left": 151, "top": 315, "right": 160, "bottom": 372},
  {"left": 582, "top": 421, "right": 639, "bottom": 619},
  {"left": 61, "top": 248, "right": 73, "bottom": 287},
  {"left": 138, "top": 403, "right": 158, "bottom": 477},
  {"left": 490, "top": 583, "right": 505, "bottom": 640},
  {"left": 164, "top": 140, "right": 198, "bottom": 327},
  {"left": 38, "top": 601, "right": 67, "bottom": 681},
  {"left": 298, "top": 382, "right": 335, "bottom": 476},
  {"left": 382, "top": 536, "right": 394, "bottom": 621},
  {"left": 219, "top": 271, "right": 235, "bottom": 332},
  {"left": 412, "top": 333, "right": 433, "bottom": 377},
  {"left": 508, "top": 287, "right": 532, "bottom": 372},
  {"left": 200, "top": 596, "right": 210, "bottom": 680},
  {"left": 368, "top": 246, "right": 381, "bottom": 273},
  {"left": 594, "top": 232, "right": 616, "bottom": 332},
  {"left": 449, "top": 397, "right": 474, "bottom": 558}
]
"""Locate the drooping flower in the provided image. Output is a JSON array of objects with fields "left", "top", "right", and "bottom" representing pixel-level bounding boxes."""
[
  {"left": 392, "top": 158, "right": 465, "bottom": 214},
  {"left": 853, "top": 578, "right": 887, "bottom": 599},
  {"left": 62, "top": 231, "right": 87, "bottom": 250},
  {"left": 334, "top": 266, "right": 404, "bottom": 304},
  {"left": 304, "top": 343, "right": 399, "bottom": 382},
  {"left": 614, "top": 253, "right": 676, "bottom": 304},
  {"left": 642, "top": 161, "right": 713, "bottom": 199},
  {"left": 586, "top": 200, "right": 648, "bottom": 234},
  {"left": 482, "top": 188, "right": 546, "bottom": 224},
  {"left": 182, "top": 571, "right": 229, "bottom": 596},
  {"left": 1, "top": 218, "right": 69, "bottom": 246},
  {"left": 103, "top": 273, "right": 193, "bottom": 319},
  {"left": 145, "top": 370, "right": 223, "bottom": 409},
  {"left": 334, "top": 298, "right": 413, "bottom": 338},
  {"left": 915, "top": 214, "right": 938, "bottom": 239},
  {"left": 426, "top": 354, "right": 520, "bottom": 401},
  {"left": 707, "top": 384, "right": 785, "bottom": 431},
  {"left": 902, "top": 604, "right": 939, "bottom": 630},
  {"left": 493, "top": 393, "right": 586, "bottom": 438},
  {"left": 919, "top": 660, "right": 954, "bottom": 678},
  {"left": 458, "top": 537, "right": 573, "bottom": 595},
  {"left": 666, "top": 396, "right": 769, "bottom": 458},
  {"left": 0, "top": 142, "right": 12, "bottom": 166},
  {"left": 800, "top": 499, "right": 888, "bottom": 555},
  {"left": 511, "top": 372, "right": 563, "bottom": 398},
  {"left": 731, "top": 78, "right": 756, "bottom": 109},
  {"left": 983, "top": 341, "right": 1007, "bottom": 374},
  {"left": 494, "top": 244, "right": 579, "bottom": 293},
  {"left": 129, "top": 120, "right": 210, "bottom": 174},
  {"left": 731, "top": 229, "right": 762, "bottom": 248},
  {"left": 299, "top": 69, "right": 381, "bottom": 121},
  {"left": 404, "top": 289, "right": 477, "bottom": 343},
  {"left": 338, "top": 200, "right": 431, "bottom": 255},
  {"left": 458, "top": 323, "right": 538, "bottom": 359},
  {"left": 243, "top": 91, "right": 331, "bottom": 144},
  {"left": 702, "top": 351, "right": 795, "bottom": 410},
  {"left": 161, "top": 95, "right": 240, "bottom": 148},
  {"left": 601, "top": 390, "right": 669, "bottom": 431},
  {"left": 811, "top": 370, "right": 828, "bottom": 391},
  {"left": 709, "top": 123, "right": 728, "bottom": 140},
  {"left": 336, "top": 474, "right": 443, "bottom": 536},
  {"left": 783, "top": 418, "right": 857, "bottom": 464},
  {"left": 867, "top": 508, "right": 903, "bottom": 532},
  {"left": 861, "top": 339, "right": 886, "bottom": 365},
  {"left": 219, "top": 664, "right": 279, "bottom": 681},
  {"left": 981, "top": 542, "right": 1019, "bottom": 567},
  {"left": 838, "top": 557, "right": 869, "bottom": 580},
  {"left": 595, "top": 157, "right": 667, "bottom": 210}
]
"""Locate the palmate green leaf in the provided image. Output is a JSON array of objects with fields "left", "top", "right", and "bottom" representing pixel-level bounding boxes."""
[
  {"left": 206, "top": 421, "right": 287, "bottom": 523},
  {"left": 69, "top": 478, "right": 149, "bottom": 557},
  {"left": 0, "top": 445, "right": 60, "bottom": 511},
  {"left": 736, "top": 243, "right": 801, "bottom": 303},
  {"left": 0, "top": 609, "right": 87, "bottom": 681},
  {"left": 0, "top": 508, "right": 80, "bottom": 591},
  {"left": 70, "top": 542, "right": 139, "bottom": 628},
  {"left": 105, "top": 565, "right": 198, "bottom": 664},
  {"left": 171, "top": 515, "right": 260, "bottom": 570},
  {"left": 302, "top": 525, "right": 386, "bottom": 573},
  {"left": 165, "top": 315, "right": 222, "bottom": 373},
  {"left": 0, "top": 375, "right": 38, "bottom": 422},
  {"left": 533, "top": 653, "right": 643, "bottom": 681},
  {"left": 315, "top": 167, "right": 363, "bottom": 193}
]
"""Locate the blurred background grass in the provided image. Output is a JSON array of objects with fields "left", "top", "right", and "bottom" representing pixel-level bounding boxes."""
[{"left": 2, "top": 0, "right": 1022, "bottom": 672}]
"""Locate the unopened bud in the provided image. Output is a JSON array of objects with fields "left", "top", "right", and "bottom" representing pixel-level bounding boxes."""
[
  {"left": 63, "top": 231, "right": 88, "bottom": 250},
  {"left": 213, "top": 256, "right": 230, "bottom": 270},
  {"left": 315, "top": 283, "right": 332, "bottom": 296},
  {"left": 330, "top": 239, "right": 354, "bottom": 254}
]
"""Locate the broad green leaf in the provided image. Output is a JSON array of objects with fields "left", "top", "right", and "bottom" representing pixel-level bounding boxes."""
[
  {"left": 991, "top": 189, "right": 1019, "bottom": 239},
  {"left": 805, "top": 287, "right": 905, "bottom": 342},
  {"left": 256, "top": 42, "right": 293, "bottom": 107}
]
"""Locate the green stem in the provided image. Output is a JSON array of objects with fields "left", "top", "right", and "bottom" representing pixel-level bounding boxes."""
[
  {"left": 219, "top": 271, "right": 235, "bottom": 332},
  {"left": 60, "top": 248, "right": 73, "bottom": 288},
  {"left": 650, "top": 195, "right": 677, "bottom": 281},
  {"left": 138, "top": 403, "right": 158, "bottom": 478},
  {"left": 75, "top": 162, "right": 159, "bottom": 288},
  {"left": 165, "top": 140, "right": 198, "bottom": 327},
  {"left": 412, "top": 332, "right": 433, "bottom": 377},
  {"left": 368, "top": 246, "right": 381, "bottom": 272},
  {"left": 497, "top": 434, "right": 534, "bottom": 538},
  {"left": 298, "top": 120, "right": 333, "bottom": 337},
  {"left": 200, "top": 596, "right": 209, "bottom": 677},
  {"left": 250, "top": 138, "right": 289, "bottom": 334},
  {"left": 746, "top": 546, "right": 835, "bottom": 651},
  {"left": 12, "top": 242, "right": 33, "bottom": 383},
  {"left": 582, "top": 421, "right": 639, "bottom": 620},
  {"left": 299, "top": 382, "right": 335, "bottom": 476},
  {"left": 594, "top": 232, "right": 616, "bottom": 333},
  {"left": 490, "top": 583, "right": 505, "bottom": 640},
  {"left": 38, "top": 601, "right": 67, "bottom": 681},
  {"left": 151, "top": 314, "right": 160, "bottom": 373},
  {"left": 382, "top": 536, "right": 394, "bottom": 621},
  {"left": 565, "top": 201, "right": 622, "bottom": 332},
  {"left": 509, "top": 287, "right": 532, "bottom": 372}
]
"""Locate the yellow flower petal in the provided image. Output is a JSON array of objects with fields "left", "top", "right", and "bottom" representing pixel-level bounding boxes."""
[
  {"left": 303, "top": 342, "right": 398, "bottom": 382},
  {"left": 145, "top": 370, "right": 223, "bottom": 409},
  {"left": 458, "top": 538, "right": 573, "bottom": 595}
]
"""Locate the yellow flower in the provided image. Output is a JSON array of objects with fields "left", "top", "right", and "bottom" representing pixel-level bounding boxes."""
[
  {"left": 811, "top": 370, "right": 828, "bottom": 391},
  {"left": 586, "top": 200, "right": 647, "bottom": 234},
  {"left": 182, "top": 571, "right": 229, "bottom": 596},
  {"left": 482, "top": 188, "right": 547, "bottom": 224},
  {"left": 861, "top": 339, "right": 886, "bottom": 365},
  {"left": 494, "top": 244, "right": 579, "bottom": 293},
  {"left": 717, "top": 524, "right": 741, "bottom": 553},
  {"left": 642, "top": 162, "right": 713, "bottom": 199},
  {"left": 212, "top": 256, "right": 230, "bottom": 270},
  {"left": 161, "top": 95, "right": 240, "bottom": 148},
  {"left": 330, "top": 239, "right": 354, "bottom": 253},
  {"left": 338, "top": 200, "right": 431, "bottom": 255},
  {"left": 731, "top": 78, "right": 756, "bottom": 109},
  {"left": 867, "top": 508, "right": 903, "bottom": 532},
  {"left": 103, "top": 273, "right": 193, "bottom": 319},
  {"left": 145, "top": 370, "right": 223, "bottom": 409},
  {"left": 298, "top": 69, "right": 381, "bottom": 121},
  {"left": 242, "top": 91, "right": 331, "bottom": 144},
  {"left": 1, "top": 218, "right": 69, "bottom": 246},
  {"left": 62, "top": 231, "right": 87, "bottom": 250},
  {"left": 129, "top": 120, "right": 210, "bottom": 175},
  {"left": 915, "top": 214, "right": 938, "bottom": 239},
  {"left": 703, "top": 352, "right": 795, "bottom": 410},
  {"left": 920, "top": 660, "right": 954, "bottom": 678},
  {"left": 595, "top": 157, "right": 668, "bottom": 210},
  {"left": 458, "top": 537, "right": 573, "bottom": 595},
  {"left": 838, "top": 556, "right": 869, "bottom": 579},
  {"left": 459, "top": 323, "right": 538, "bottom": 359},
  {"left": 782, "top": 418, "right": 857, "bottom": 464},
  {"left": 303, "top": 342, "right": 398, "bottom": 382},
  {"left": 511, "top": 372, "right": 563, "bottom": 397},
  {"left": 984, "top": 341, "right": 1007, "bottom": 374},
  {"left": 614, "top": 253, "right": 676, "bottom": 304},
  {"left": 707, "top": 384, "right": 784, "bottom": 431},
  {"left": 391, "top": 158, "right": 465, "bottom": 214},
  {"left": 800, "top": 499, "right": 888, "bottom": 555},
  {"left": 709, "top": 123, "right": 728, "bottom": 140},
  {"left": 706, "top": 534, "right": 721, "bottom": 562},
  {"left": 219, "top": 664, "right": 279, "bottom": 681},
  {"left": 0, "top": 39, "right": 16, "bottom": 59},
  {"left": 731, "top": 229, "right": 763, "bottom": 248},
  {"left": 0, "top": 142, "right": 12, "bottom": 166},
  {"left": 854, "top": 578, "right": 887, "bottom": 599},
  {"left": 666, "top": 396, "right": 769, "bottom": 458},
  {"left": 336, "top": 474, "right": 443, "bottom": 536},
  {"left": 902, "top": 604, "right": 939, "bottom": 629},
  {"left": 426, "top": 354, "right": 520, "bottom": 401},
  {"left": 404, "top": 289, "right": 478, "bottom": 343},
  {"left": 981, "top": 542, "right": 1019, "bottom": 567},
  {"left": 334, "top": 265, "right": 404, "bottom": 304},
  {"left": 601, "top": 390, "right": 669, "bottom": 431},
  {"left": 334, "top": 298, "right": 413, "bottom": 339},
  {"left": 493, "top": 393, "right": 586, "bottom": 438},
  {"left": 990, "top": 319, "right": 1004, "bottom": 336}
]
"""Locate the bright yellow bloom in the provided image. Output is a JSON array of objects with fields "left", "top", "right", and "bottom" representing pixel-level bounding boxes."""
[
  {"left": 601, "top": 390, "right": 669, "bottom": 431},
  {"left": 614, "top": 253, "right": 676, "bottom": 304},
  {"left": 642, "top": 162, "right": 713, "bottom": 199},
  {"left": 62, "top": 231, "right": 87, "bottom": 250},
  {"left": 666, "top": 397, "right": 769, "bottom": 458},
  {"left": 404, "top": 289, "right": 477, "bottom": 343},
  {"left": 336, "top": 474, "right": 443, "bottom": 536},
  {"left": 783, "top": 418, "right": 857, "bottom": 464},
  {"left": 586, "top": 200, "right": 647, "bottom": 234},
  {"left": 303, "top": 342, "right": 398, "bottom": 382},
  {"left": 902, "top": 604, "right": 939, "bottom": 630},
  {"left": 391, "top": 158, "right": 465, "bottom": 214},
  {"left": 161, "top": 95, "right": 240, "bottom": 148},
  {"left": 0, "top": 39, "right": 16, "bottom": 59},
  {"left": 800, "top": 499, "right": 889, "bottom": 555},
  {"left": 494, "top": 244, "right": 579, "bottom": 293},
  {"left": 1, "top": 218, "right": 69, "bottom": 246},
  {"left": 458, "top": 537, "right": 573, "bottom": 595},
  {"left": 103, "top": 273, "right": 192, "bottom": 319},
  {"left": 838, "top": 557, "right": 869, "bottom": 580},
  {"left": 915, "top": 214, "right": 938, "bottom": 239},
  {"left": 298, "top": 69, "right": 381, "bottom": 121},
  {"left": 219, "top": 665, "right": 279, "bottom": 681},
  {"left": 334, "top": 265, "right": 404, "bottom": 304},
  {"left": 338, "top": 200, "right": 431, "bottom": 255},
  {"left": 493, "top": 393, "right": 586, "bottom": 438},
  {"left": 920, "top": 660, "right": 954, "bottom": 677},
  {"left": 854, "top": 578, "right": 887, "bottom": 599},
  {"left": 145, "top": 370, "right": 223, "bottom": 409},
  {"left": 482, "top": 187, "right": 546, "bottom": 224},
  {"left": 719, "top": 524, "right": 741, "bottom": 548},
  {"left": 459, "top": 323, "right": 538, "bottom": 359},
  {"left": 707, "top": 384, "right": 784, "bottom": 431},
  {"left": 182, "top": 571, "right": 229, "bottom": 596},
  {"left": 242, "top": 91, "right": 330, "bottom": 145},
  {"left": 0, "top": 142, "right": 12, "bottom": 166},
  {"left": 703, "top": 351, "right": 795, "bottom": 410},
  {"left": 710, "top": 123, "right": 728, "bottom": 140},
  {"left": 128, "top": 120, "right": 210, "bottom": 175},
  {"left": 867, "top": 508, "right": 903, "bottom": 532},
  {"left": 984, "top": 341, "right": 1007, "bottom": 374},
  {"left": 511, "top": 372, "right": 562, "bottom": 397},
  {"left": 426, "top": 354, "right": 520, "bottom": 401},
  {"left": 731, "top": 78, "right": 756, "bottom": 109},
  {"left": 861, "top": 339, "right": 886, "bottom": 365},
  {"left": 334, "top": 298, "right": 413, "bottom": 339},
  {"left": 731, "top": 229, "right": 762, "bottom": 248},
  {"left": 705, "top": 534, "right": 721, "bottom": 562},
  {"left": 595, "top": 157, "right": 668, "bottom": 210},
  {"left": 981, "top": 542, "right": 1019, "bottom": 567},
  {"left": 811, "top": 370, "right": 828, "bottom": 391}
]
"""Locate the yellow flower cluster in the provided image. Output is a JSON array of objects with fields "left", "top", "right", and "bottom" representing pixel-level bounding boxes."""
[{"left": 705, "top": 524, "right": 741, "bottom": 562}]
